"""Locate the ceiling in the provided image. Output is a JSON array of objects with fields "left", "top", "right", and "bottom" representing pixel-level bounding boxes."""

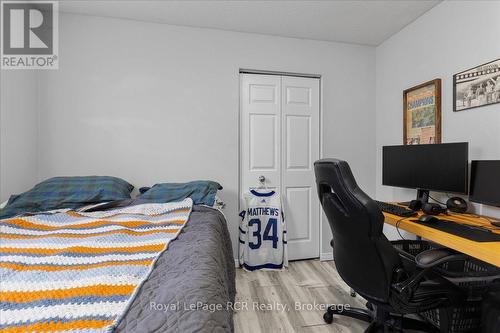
[{"left": 59, "top": 0, "right": 441, "bottom": 46}]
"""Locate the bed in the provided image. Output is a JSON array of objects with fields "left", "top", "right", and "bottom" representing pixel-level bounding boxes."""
[
  {"left": 0, "top": 182, "right": 235, "bottom": 332},
  {"left": 114, "top": 205, "right": 236, "bottom": 332}
]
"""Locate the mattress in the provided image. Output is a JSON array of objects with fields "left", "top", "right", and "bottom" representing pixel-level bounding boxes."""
[{"left": 114, "top": 205, "right": 236, "bottom": 332}]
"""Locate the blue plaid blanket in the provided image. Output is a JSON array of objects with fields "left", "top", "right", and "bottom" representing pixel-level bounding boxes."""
[{"left": 0, "top": 176, "right": 133, "bottom": 219}]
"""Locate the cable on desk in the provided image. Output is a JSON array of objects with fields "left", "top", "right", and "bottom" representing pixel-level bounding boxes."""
[
  {"left": 477, "top": 215, "right": 500, "bottom": 223},
  {"left": 429, "top": 194, "right": 446, "bottom": 206},
  {"left": 447, "top": 211, "right": 480, "bottom": 219},
  {"left": 395, "top": 217, "right": 412, "bottom": 240}
]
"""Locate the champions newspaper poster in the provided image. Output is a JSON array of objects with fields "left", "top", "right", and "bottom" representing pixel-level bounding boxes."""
[{"left": 406, "top": 84, "right": 438, "bottom": 145}]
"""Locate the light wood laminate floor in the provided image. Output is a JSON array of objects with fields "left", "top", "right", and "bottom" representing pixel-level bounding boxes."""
[{"left": 234, "top": 259, "right": 369, "bottom": 333}]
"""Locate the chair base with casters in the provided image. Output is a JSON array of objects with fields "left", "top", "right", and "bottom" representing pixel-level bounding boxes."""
[{"left": 323, "top": 301, "right": 440, "bottom": 333}]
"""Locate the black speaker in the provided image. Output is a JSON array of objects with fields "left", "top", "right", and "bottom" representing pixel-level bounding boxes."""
[
  {"left": 446, "top": 197, "right": 468, "bottom": 214},
  {"left": 423, "top": 203, "right": 446, "bottom": 215}
]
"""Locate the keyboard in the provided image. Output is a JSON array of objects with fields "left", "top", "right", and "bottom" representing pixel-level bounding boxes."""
[{"left": 375, "top": 201, "right": 418, "bottom": 217}]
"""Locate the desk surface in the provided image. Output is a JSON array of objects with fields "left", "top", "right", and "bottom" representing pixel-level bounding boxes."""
[{"left": 383, "top": 209, "right": 500, "bottom": 267}]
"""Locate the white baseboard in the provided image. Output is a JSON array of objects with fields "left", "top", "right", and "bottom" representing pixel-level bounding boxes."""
[
  {"left": 236, "top": 255, "right": 333, "bottom": 267},
  {"left": 320, "top": 252, "right": 333, "bottom": 261}
]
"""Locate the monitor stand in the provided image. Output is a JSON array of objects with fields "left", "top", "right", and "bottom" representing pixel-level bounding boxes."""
[
  {"left": 398, "top": 189, "right": 429, "bottom": 208},
  {"left": 416, "top": 189, "right": 430, "bottom": 205}
]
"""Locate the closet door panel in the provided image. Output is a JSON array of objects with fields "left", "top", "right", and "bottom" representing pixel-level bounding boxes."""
[
  {"left": 240, "top": 74, "right": 281, "bottom": 196},
  {"left": 282, "top": 76, "right": 320, "bottom": 260}
]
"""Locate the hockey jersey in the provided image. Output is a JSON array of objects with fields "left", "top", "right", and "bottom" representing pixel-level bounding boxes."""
[{"left": 239, "top": 189, "right": 288, "bottom": 271}]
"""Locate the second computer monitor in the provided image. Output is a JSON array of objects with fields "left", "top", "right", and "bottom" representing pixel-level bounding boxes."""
[
  {"left": 382, "top": 142, "right": 469, "bottom": 196},
  {"left": 469, "top": 160, "right": 500, "bottom": 207}
]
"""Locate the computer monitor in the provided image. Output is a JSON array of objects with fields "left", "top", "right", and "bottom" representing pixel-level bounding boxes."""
[
  {"left": 470, "top": 160, "right": 500, "bottom": 207},
  {"left": 382, "top": 142, "right": 469, "bottom": 203}
]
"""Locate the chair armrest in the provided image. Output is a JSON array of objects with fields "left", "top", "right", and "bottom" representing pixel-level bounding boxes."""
[
  {"left": 392, "top": 248, "right": 466, "bottom": 298},
  {"left": 415, "top": 248, "right": 467, "bottom": 269}
]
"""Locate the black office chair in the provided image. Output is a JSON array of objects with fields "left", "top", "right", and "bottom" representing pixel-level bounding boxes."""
[{"left": 314, "top": 158, "right": 465, "bottom": 333}]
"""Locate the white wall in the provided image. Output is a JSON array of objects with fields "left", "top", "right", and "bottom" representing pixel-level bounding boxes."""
[
  {"left": 0, "top": 71, "right": 39, "bottom": 202},
  {"left": 36, "top": 13, "right": 376, "bottom": 258},
  {"left": 376, "top": 0, "right": 500, "bottom": 239}
]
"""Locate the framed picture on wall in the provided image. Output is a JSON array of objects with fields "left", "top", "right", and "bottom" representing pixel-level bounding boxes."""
[
  {"left": 453, "top": 58, "right": 500, "bottom": 112},
  {"left": 403, "top": 79, "right": 441, "bottom": 145}
]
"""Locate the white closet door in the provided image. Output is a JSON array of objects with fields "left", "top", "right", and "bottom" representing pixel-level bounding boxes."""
[
  {"left": 240, "top": 74, "right": 320, "bottom": 260},
  {"left": 281, "top": 76, "right": 320, "bottom": 260},
  {"left": 240, "top": 74, "right": 281, "bottom": 194}
]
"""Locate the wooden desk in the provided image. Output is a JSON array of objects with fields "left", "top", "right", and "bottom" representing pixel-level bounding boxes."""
[{"left": 383, "top": 210, "right": 500, "bottom": 267}]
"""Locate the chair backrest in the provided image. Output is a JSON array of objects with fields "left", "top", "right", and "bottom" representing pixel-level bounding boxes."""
[{"left": 314, "top": 158, "right": 401, "bottom": 302}]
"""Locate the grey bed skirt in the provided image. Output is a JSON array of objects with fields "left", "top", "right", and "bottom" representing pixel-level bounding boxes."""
[{"left": 114, "top": 205, "right": 236, "bottom": 332}]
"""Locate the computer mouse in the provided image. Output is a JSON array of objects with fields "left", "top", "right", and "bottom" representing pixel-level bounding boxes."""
[{"left": 418, "top": 215, "right": 439, "bottom": 224}]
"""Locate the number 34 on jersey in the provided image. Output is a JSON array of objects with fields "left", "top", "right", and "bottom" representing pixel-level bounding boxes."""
[{"left": 239, "top": 190, "right": 288, "bottom": 271}]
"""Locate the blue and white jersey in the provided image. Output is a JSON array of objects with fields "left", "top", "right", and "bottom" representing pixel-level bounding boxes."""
[{"left": 239, "top": 189, "right": 287, "bottom": 271}]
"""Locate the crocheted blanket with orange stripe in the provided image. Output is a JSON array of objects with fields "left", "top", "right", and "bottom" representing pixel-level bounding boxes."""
[{"left": 0, "top": 199, "right": 193, "bottom": 333}]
